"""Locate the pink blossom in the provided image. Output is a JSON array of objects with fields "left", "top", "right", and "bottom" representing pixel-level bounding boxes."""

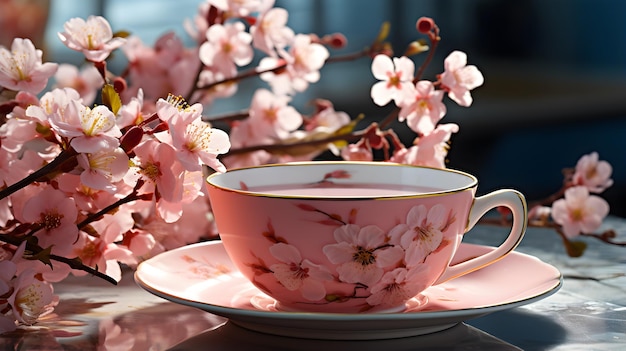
[
  {"left": 269, "top": 243, "right": 333, "bottom": 301},
  {"left": 305, "top": 102, "right": 351, "bottom": 132},
  {"left": 323, "top": 224, "right": 403, "bottom": 286},
  {"left": 341, "top": 142, "right": 374, "bottom": 161},
  {"left": 166, "top": 112, "right": 231, "bottom": 173},
  {"left": 208, "top": 0, "right": 266, "bottom": 16},
  {"left": 389, "top": 204, "right": 451, "bottom": 266},
  {"left": 390, "top": 123, "right": 459, "bottom": 168},
  {"left": 53, "top": 64, "right": 102, "bottom": 105},
  {"left": 365, "top": 266, "right": 429, "bottom": 307},
  {"left": 117, "top": 89, "right": 145, "bottom": 128},
  {"left": 194, "top": 66, "right": 238, "bottom": 105},
  {"left": 49, "top": 100, "right": 122, "bottom": 153},
  {"left": 251, "top": 6, "right": 295, "bottom": 56},
  {"left": 22, "top": 186, "right": 79, "bottom": 255},
  {"left": 572, "top": 152, "right": 613, "bottom": 193},
  {"left": 398, "top": 80, "right": 446, "bottom": 135},
  {"left": 57, "top": 16, "right": 126, "bottom": 62},
  {"left": 127, "top": 139, "right": 185, "bottom": 203},
  {"left": 551, "top": 186, "right": 610, "bottom": 238},
  {"left": 73, "top": 215, "right": 136, "bottom": 281},
  {"left": 25, "top": 87, "right": 82, "bottom": 126},
  {"left": 260, "top": 34, "right": 329, "bottom": 95},
  {"left": 76, "top": 147, "right": 130, "bottom": 192},
  {"left": 7, "top": 269, "right": 57, "bottom": 326},
  {"left": 0, "top": 38, "right": 58, "bottom": 94},
  {"left": 248, "top": 89, "right": 302, "bottom": 139},
  {"left": 199, "top": 22, "right": 253, "bottom": 75},
  {"left": 439, "top": 51, "right": 484, "bottom": 107},
  {"left": 155, "top": 94, "right": 204, "bottom": 124},
  {"left": 56, "top": 173, "right": 126, "bottom": 212},
  {"left": 154, "top": 170, "right": 206, "bottom": 223},
  {"left": 370, "top": 55, "right": 416, "bottom": 106}
]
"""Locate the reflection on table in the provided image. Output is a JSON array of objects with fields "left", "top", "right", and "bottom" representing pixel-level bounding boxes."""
[{"left": 1, "top": 217, "right": 624, "bottom": 350}]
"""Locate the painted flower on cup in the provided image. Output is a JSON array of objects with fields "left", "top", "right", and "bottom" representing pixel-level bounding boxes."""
[
  {"left": 269, "top": 242, "right": 333, "bottom": 301},
  {"left": 390, "top": 203, "right": 454, "bottom": 266},
  {"left": 366, "top": 265, "right": 430, "bottom": 307},
  {"left": 323, "top": 224, "right": 404, "bottom": 286}
]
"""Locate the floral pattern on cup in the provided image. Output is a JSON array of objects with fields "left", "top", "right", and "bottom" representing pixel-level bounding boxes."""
[{"left": 243, "top": 201, "right": 455, "bottom": 311}]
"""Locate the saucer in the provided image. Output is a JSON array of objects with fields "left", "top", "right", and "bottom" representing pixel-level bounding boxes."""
[{"left": 134, "top": 241, "right": 562, "bottom": 340}]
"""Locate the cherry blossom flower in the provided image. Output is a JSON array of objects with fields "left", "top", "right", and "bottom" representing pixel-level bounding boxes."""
[
  {"left": 248, "top": 88, "right": 302, "bottom": 139},
  {"left": 439, "top": 50, "right": 484, "bottom": 107},
  {"left": 199, "top": 22, "right": 253, "bottom": 75},
  {"left": 370, "top": 55, "right": 416, "bottom": 106},
  {"left": 304, "top": 101, "right": 351, "bottom": 132},
  {"left": 25, "top": 87, "right": 82, "bottom": 126},
  {"left": 56, "top": 173, "right": 126, "bottom": 212},
  {"left": 137, "top": 194, "right": 215, "bottom": 253},
  {"left": 57, "top": 16, "right": 126, "bottom": 62},
  {"left": 323, "top": 224, "right": 404, "bottom": 286},
  {"left": 117, "top": 89, "right": 145, "bottom": 128},
  {"left": 76, "top": 147, "right": 130, "bottom": 192},
  {"left": 6, "top": 269, "right": 57, "bottom": 326},
  {"left": 127, "top": 139, "right": 185, "bottom": 203},
  {"left": 398, "top": 80, "right": 446, "bottom": 135},
  {"left": 551, "top": 186, "right": 610, "bottom": 239},
  {"left": 572, "top": 152, "right": 613, "bottom": 193},
  {"left": 341, "top": 141, "right": 374, "bottom": 161},
  {"left": 0, "top": 38, "right": 58, "bottom": 94},
  {"left": 251, "top": 5, "right": 295, "bottom": 56},
  {"left": 53, "top": 64, "right": 102, "bottom": 105},
  {"left": 208, "top": 0, "right": 266, "bottom": 16},
  {"left": 365, "top": 265, "right": 430, "bottom": 307},
  {"left": 260, "top": 34, "right": 329, "bottom": 95},
  {"left": 73, "top": 213, "right": 136, "bottom": 281},
  {"left": 269, "top": 243, "right": 333, "bottom": 301},
  {"left": 49, "top": 100, "right": 122, "bottom": 153},
  {"left": 389, "top": 204, "right": 452, "bottom": 266},
  {"left": 163, "top": 108, "right": 231, "bottom": 173},
  {"left": 21, "top": 186, "right": 79, "bottom": 256},
  {"left": 390, "top": 123, "right": 459, "bottom": 168}
]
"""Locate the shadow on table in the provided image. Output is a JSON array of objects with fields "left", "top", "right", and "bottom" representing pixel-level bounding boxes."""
[
  {"left": 169, "top": 321, "right": 524, "bottom": 351},
  {"left": 468, "top": 308, "right": 567, "bottom": 350}
]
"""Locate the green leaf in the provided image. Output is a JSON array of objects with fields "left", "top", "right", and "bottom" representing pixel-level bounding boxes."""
[
  {"left": 102, "top": 84, "right": 122, "bottom": 115},
  {"left": 27, "top": 245, "right": 54, "bottom": 268}
]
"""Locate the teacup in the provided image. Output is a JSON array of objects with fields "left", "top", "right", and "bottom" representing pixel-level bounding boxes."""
[{"left": 206, "top": 161, "right": 527, "bottom": 313}]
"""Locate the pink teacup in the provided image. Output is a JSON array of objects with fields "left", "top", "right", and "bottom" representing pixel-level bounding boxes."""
[{"left": 206, "top": 161, "right": 527, "bottom": 313}]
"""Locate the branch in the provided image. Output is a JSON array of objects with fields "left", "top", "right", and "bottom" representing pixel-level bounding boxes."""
[
  {"left": 0, "top": 233, "right": 117, "bottom": 285},
  {"left": 0, "top": 148, "right": 77, "bottom": 200}
]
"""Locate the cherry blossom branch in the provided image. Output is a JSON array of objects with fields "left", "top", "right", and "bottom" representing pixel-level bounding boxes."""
[
  {"left": 477, "top": 216, "right": 626, "bottom": 257},
  {"left": 76, "top": 187, "right": 150, "bottom": 230},
  {"left": 192, "top": 45, "right": 376, "bottom": 101},
  {"left": 225, "top": 129, "right": 365, "bottom": 156},
  {"left": 0, "top": 148, "right": 77, "bottom": 200},
  {"left": 0, "top": 233, "right": 117, "bottom": 285}
]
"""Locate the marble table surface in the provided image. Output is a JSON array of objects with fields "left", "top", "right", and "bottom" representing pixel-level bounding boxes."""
[{"left": 1, "top": 216, "right": 624, "bottom": 351}]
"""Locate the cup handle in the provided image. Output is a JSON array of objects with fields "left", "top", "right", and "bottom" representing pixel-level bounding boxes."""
[{"left": 433, "top": 189, "right": 527, "bottom": 285}]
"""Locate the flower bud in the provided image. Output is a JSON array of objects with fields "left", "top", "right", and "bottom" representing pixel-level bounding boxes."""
[
  {"left": 322, "top": 33, "right": 347, "bottom": 49},
  {"left": 120, "top": 126, "right": 144, "bottom": 153},
  {"left": 416, "top": 17, "right": 435, "bottom": 34},
  {"left": 113, "top": 77, "right": 127, "bottom": 94}
]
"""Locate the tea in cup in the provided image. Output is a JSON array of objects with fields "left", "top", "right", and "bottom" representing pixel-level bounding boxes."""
[{"left": 206, "top": 161, "right": 527, "bottom": 313}]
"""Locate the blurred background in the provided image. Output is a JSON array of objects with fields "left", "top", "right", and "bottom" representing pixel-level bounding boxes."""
[{"left": 1, "top": 0, "right": 625, "bottom": 215}]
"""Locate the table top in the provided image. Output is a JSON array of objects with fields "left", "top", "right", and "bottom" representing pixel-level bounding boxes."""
[{"left": 1, "top": 216, "right": 624, "bottom": 350}]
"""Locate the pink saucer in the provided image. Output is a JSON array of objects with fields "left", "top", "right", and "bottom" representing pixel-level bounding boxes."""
[{"left": 135, "top": 241, "right": 561, "bottom": 340}]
